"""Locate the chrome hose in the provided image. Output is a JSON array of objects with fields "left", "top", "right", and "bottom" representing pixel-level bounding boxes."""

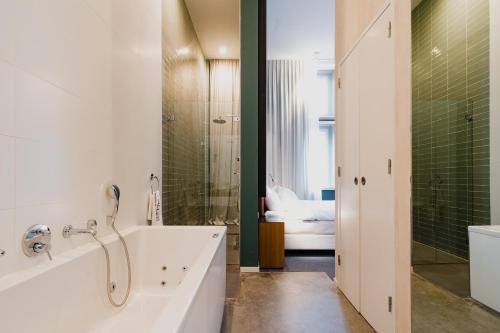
[{"left": 93, "top": 216, "right": 132, "bottom": 307}]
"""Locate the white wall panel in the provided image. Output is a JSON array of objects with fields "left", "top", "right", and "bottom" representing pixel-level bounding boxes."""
[{"left": 0, "top": 0, "right": 161, "bottom": 278}]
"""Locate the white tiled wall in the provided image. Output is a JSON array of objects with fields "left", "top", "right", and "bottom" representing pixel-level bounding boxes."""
[{"left": 0, "top": 0, "right": 162, "bottom": 277}]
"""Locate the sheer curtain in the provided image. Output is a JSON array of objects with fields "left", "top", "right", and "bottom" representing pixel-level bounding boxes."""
[
  {"left": 208, "top": 60, "right": 240, "bottom": 225},
  {"left": 266, "top": 59, "right": 311, "bottom": 199}
]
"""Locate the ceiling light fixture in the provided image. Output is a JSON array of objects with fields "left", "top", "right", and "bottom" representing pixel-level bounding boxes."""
[
  {"left": 219, "top": 46, "right": 228, "bottom": 55},
  {"left": 176, "top": 47, "right": 190, "bottom": 55}
]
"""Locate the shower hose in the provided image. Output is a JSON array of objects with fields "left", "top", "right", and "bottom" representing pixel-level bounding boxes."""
[{"left": 92, "top": 216, "right": 132, "bottom": 307}]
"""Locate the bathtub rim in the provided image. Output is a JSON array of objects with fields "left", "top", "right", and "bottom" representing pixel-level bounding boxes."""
[{"left": 0, "top": 225, "right": 226, "bottom": 294}]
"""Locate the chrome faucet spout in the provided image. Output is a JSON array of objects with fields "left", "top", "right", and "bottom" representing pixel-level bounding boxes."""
[{"left": 62, "top": 220, "right": 98, "bottom": 238}]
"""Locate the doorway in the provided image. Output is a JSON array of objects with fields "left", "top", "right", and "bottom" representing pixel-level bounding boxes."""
[{"left": 260, "top": 0, "right": 336, "bottom": 279}]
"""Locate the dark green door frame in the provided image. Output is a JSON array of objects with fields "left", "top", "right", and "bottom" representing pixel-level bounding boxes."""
[{"left": 240, "top": 0, "right": 265, "bottom": 267}]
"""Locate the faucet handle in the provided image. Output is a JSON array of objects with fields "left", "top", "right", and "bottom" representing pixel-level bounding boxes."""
[{"left": 33, "top": 242, "right": 52, "bottom": 261}]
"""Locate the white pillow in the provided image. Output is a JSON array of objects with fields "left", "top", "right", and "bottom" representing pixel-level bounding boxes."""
[
  {"left": 265, "top": 186, "right": 282, "bottom": 211},
  {"left": 275, "top": 186, "right": 300, "bottom": 203}
]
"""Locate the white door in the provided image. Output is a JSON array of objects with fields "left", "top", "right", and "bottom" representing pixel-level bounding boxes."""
[
  {"left": 358, "top": 5, "right": 395, "bottom": 333},
  {"left": 338, "top": 47, "right": 361, "bottom": 311}
]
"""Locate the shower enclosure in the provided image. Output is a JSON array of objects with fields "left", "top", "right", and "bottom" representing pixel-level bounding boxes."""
[
  {"left": 162, "top": 0, "right": 241, "bottom": 268},
  {"left": 207, "top": 60, "right": 241, "bottom": 227},
  {"left": 411, "top": 0, "right": 490, "bottom": 297},
  {"left": 162, "top": 59, "right": 240, "bottom": 227}
]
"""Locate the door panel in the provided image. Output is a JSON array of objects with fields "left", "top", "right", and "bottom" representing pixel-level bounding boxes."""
[
  {"left": 358, "top": 5, "right": 395, "bottom": 333},
  {"left": 338, "top": 48, "right": 361, "bottom": 311}
]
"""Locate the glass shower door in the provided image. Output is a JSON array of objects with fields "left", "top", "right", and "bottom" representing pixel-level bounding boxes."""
[
  {"left": 206, "top": 60, "right": 241, "bottom": 269},
  {"left": 411, "top": 0, "right": 490, "bottom": 298},
  {"left": 207, "top": 60, "right": 241, "bottom": 227}
]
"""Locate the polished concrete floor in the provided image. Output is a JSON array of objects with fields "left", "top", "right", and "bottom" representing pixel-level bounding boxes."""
[
  {"left": 221, "top": 272, "right": 374, "bottom": 333},
  {"left": 261, "top": 251, "right": 335, "bottom": 279},
  {"left": 413, "top": 263, "right": 470, "bottom": 297},
  {"left": 412, "top": 273, "right": 500, "bottom": 333}
]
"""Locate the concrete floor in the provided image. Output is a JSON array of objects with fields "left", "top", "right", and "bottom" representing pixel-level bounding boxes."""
[
  {"left": 412, "top": 274, "right": 500, "bottom": 333},
  {"left": 221, "top": 272, "right": 374, "bottom": 333},
  {"left": 223, "top": 264, "right": 500, "bottom": 332},
  {"left": 226, "top": 264, "right": 241, "bottom": 299},
  {"left": 261, "top": 252, "right": 335, "bottom": 279},
  {"left": 413, "top": 263, "right": 470, "bottom": 298}
]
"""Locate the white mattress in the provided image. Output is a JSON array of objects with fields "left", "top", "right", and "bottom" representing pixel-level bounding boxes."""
[
  {"left": 285, "top": 234, "right": 335, "bottom": 250},
  {"left": 284, "top": 219, "right": 336, "bottom": 235}
]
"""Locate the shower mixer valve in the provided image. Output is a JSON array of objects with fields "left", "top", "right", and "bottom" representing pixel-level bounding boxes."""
[{"left": 22, "top": 224, "right": 53, "bottom": 261}]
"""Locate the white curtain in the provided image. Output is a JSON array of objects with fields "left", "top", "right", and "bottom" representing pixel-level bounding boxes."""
[
  {"left": 266, "top": 59, "right": 311, "bottom": 199},
  {"left": 208, "top": 60, "right": 240, "bottom": 225}
]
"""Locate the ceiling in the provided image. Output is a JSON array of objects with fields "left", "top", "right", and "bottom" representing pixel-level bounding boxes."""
[
  {"left": 267, "top": 0, "right": 335, "bottom": 61},
  {"left": 184, "top": 0, "right": 240, "bottom": 59},
  {"left": 185, "top": 0, "right": 419, "bottom": 60}
]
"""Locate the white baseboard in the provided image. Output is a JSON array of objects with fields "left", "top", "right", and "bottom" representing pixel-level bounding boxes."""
[
  {"left": 240, "top": 266, "right": 260, "bottom": 272},
  {"left": 333, "top": 277, "right": 339, "bottom": 288}
]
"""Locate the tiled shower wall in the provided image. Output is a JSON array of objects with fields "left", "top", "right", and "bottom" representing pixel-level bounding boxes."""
[
  {"left": 161, "top": 1, "right": 241, "bottom": 267},
  {"left": 162, "top": 0, "right": 209, "bottom": 225},
  {"left": 412, "top": 0, "right": 490, "bottom": 259}
]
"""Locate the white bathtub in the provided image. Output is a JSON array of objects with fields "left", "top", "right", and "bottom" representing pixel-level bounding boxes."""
[{"left": 0, "top": 226, "right": 226, "bottom": 333}]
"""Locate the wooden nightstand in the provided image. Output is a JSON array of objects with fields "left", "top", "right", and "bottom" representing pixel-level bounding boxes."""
[{"left": 259, "top": 221, "right": 285, "bottom": 268}]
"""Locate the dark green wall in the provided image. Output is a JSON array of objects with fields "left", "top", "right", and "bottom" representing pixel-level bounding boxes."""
[
  {"left": 412, "top": 0, "right": 490, "bottom": 259},
  {"left": 240, "top": 0, "right": 259, "bottom": 267}
]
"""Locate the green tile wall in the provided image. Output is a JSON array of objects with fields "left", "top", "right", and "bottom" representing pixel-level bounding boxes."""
[{"left": 412, "top": 0, "right": 490, "bottom": 259}]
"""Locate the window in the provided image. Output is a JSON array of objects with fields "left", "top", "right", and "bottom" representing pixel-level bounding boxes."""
[{"left": 308, "top": 69, "right": 335, "bottom": 199}]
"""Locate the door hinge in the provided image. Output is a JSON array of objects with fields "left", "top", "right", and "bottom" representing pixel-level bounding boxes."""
[
  {"left": 337, "top": 166, "right": 341, "bottom": 177},
  {"left": 388, "top": 21, "right": 392, "bottom": 38},
  {"left": 388, "top": 296, "right": 393, "bottom": 312},
  {"left": 337, "top": 78, "right": 341, "bottom": 89},
  {"left": 337, "top": 255, "right": 341, "bottom": 266},
  {"left": 388, "top": 159, "right": 392, "bottom": 175}
]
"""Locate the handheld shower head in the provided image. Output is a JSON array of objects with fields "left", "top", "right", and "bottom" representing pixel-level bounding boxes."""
[{"left": 109, "top": 185, "right": 120, "bottom": 219}]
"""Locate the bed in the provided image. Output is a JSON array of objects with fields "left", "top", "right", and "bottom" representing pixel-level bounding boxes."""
[{"left": 265, "top": 186, "right": 336, "bottom": 250}]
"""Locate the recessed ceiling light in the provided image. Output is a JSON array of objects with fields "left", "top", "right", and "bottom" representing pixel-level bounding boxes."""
[
  {"left": 219, "top": 46, "right": 228, "bottom": 55},
  {"left": 176, "top": 47, "right": 190, "bottom": 55}
]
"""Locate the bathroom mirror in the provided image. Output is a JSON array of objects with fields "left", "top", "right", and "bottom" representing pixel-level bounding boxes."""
[{"left": 411, "top": 0, "right": 500, "bottom": 331}]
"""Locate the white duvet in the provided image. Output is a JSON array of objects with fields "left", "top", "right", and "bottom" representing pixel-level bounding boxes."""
[{"left": 265, "top": 200, "right": 335, "bottom": 221}]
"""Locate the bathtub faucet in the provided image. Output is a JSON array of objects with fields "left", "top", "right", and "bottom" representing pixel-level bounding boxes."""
[{"left": 62, "top": 220, "right": 98, "bottom": 238}]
